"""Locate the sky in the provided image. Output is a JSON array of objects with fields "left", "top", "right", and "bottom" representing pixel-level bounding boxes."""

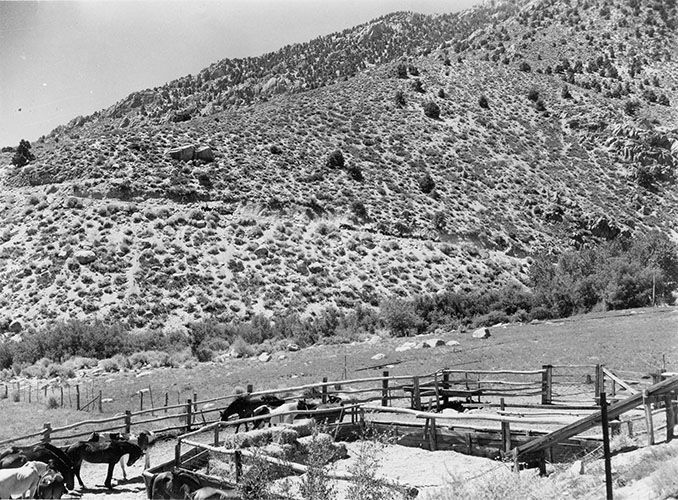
[{"left": 0, "top": 0, "right": 481, "bottom": 146}]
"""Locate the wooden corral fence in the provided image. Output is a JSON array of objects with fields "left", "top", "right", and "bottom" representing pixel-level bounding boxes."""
[{"left": 2, "top": 364, "right": 675, "bottom": 472}]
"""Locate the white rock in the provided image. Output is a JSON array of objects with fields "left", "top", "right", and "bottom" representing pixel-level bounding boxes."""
[
  {"left": 446, "top": 340, "right": 461, "bottom": 346},
  {"left": 8, "top": 320, "right": 22, "bottom": 333},
  {"left": 569, "top": 460, "right": 585, "bottom": 475},
  {"left": 371, "top": 353, "right": 386, "bottom": 360},
  {"left": 413, "top": 343, "right": 424, "bottom": 350},
  {"left": 472, "top": 327, "right": 491, "bottom": 339},
  {"left": 259, "top": 352, "right": 272, "bottom": 362},
  {"left": 366, "top": 335, "right": 381, "bottom": 345},
  {"left": 74, "top": 250, "right": 96, "bottom": 264},
  {"left": 278, "top": 354, "right": 287, "bottom": 361},
  {"left": 395, "top": 341, "right": 417, "bottom": 352},
  {"left": 424, "top": 338, "right": 445, "bottom": 348},
  {"left": 287, "top": 343, "right": 300, "bottom": 352}
]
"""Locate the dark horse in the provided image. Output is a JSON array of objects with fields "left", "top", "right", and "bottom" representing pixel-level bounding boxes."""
[
  {"left": 148, "top": 469, "right": 202, "bottom": 499},
  {"left": 220, "top": 394, "right": 286, "bottom": 432},
  {"left": 63, "top": 439, "right": 143, "bottom": 489},
  {"left": 0, "top": 442, "right": 76, "bottom": 491}
]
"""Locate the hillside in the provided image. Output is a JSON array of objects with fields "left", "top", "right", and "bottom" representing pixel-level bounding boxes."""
[{"left": 0, "top": 0, "right": 677, "bottom": 333}]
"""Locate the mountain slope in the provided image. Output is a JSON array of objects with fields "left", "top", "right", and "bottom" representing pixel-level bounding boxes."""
[{"left": 0, "top": 0, "right": 677, "bottom": 332}]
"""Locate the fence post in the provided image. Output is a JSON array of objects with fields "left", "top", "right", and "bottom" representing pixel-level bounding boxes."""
[
  {"left": 665, "top": 392, "right": 674, "bottom": 443},
  {"left": 600, "top": 393, "right": 613, "bottom": 500},
  {"left": 442, "top": 372, "right": 450, "bottom": 407},
  {"left": 98, "top": 390, "right": 103, "bottom": 413},
  {"left": 412, "top": 376, "right": 421, "bottom": 411},
  {"left": 594, "top": 365, "right": 604, "bottom": 405},
  {"left": 500, "top": 398, "right": 511, "bottom": 453},
  {"left": 28, "top": 385, "right": 31, "bottom": 403},
  {"left": 44, "top": 385, "right": 47, "bottom": 399},
  {"left": 234, "top": 450, "right": 242, "bottom": 483},
  {"left": 174, "top": 440, "right": 182, "bottom": 467},
  {"left": 381, "top": 371, "right": 389, "bottom": 407},
  {"left": 643, "top": 390, "right": 655, "bottom": 445},
  {"left": 42, "top": 423, "right": 52, "bottom": 444},
  {"left": 76, "top": 385, "right": 80, "bottom": 410},
  {"left": 125, "top": 410, "right": 132, "bottom": 434},
  {"left": 246, "top": 384, "right": 253, "bottom": 394},
  {"left": 428, "top": 418, "right": 438, "bottom": 451},
  {"left": 214, "top": 425, "right": 220, "bottom": 446},
  {"left": 165, "top": 392, "right": 169, "bottom": 413},
  {"left": 186, "top": 399, "right": 193, "bottom": 432},
  {"left": 541, "top": 365, "right": 553, "bottom": 405},
  {"left": 60, "top": 386, "right": 63, "bottom": 408},
  {"left": 322, "top": 377, "right": 328, "bottom": 404}
]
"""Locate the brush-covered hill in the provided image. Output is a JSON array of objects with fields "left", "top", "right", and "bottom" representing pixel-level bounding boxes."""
[{"left": 0, "top": 0, "right": 677, "bottom": 333}]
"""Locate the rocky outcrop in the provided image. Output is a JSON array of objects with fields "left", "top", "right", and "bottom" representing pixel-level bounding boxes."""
[
  {"left": 472, "top": 327, "right": 491, "bottom": 339},
  {"left": 74, "top": 250, "right": 96, "bottom": 265},
  {"left": 168, "top": 145, "right": 214, "bottom": 162}
]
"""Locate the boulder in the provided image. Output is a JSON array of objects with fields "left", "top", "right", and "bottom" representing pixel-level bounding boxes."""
[
  {"left": 195, "top": 146, "right": 214, "bottom": 162},
  {"left": 308, "top": 263, "right": 324, "bottom": 274},
  {"left": 253, "top": 245, "right": 269, "bottom": 258},
  {"left": 74, "top": 250, "right": 96, "bottom": 265},
  {"left": 395, "top": 341, "right": 417, "bottom": 352},
  {"left": 8, "top": 320, "right": 22, "bottom": 333},
  {"left": 446, "top": 340, "right": 460, "bottom": 346},
  {"left": 472, "top": 327, "right": 491, "bottom": 339},
  {"left": 423, "top": 338, "right": 445, "bottom": 348},
  {"left": 168, "top": 145, "right": 195, "bottom": 161},
  {"left": 371, "top": 353, "right": 386, "bottom": 360},
  {"left": 287, "top": 343, "right": 300, "bottom": 352},
  {"left": 258, "top": 352, "right": 272, "bottom": 363}
]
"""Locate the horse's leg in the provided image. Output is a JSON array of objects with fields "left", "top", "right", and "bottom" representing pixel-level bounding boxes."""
[
  {"left": 104, "top": 461, "right": 115, "bottom": 489},
  {"left": 120, "top": 455, "right": 127, "bottom": 480},
  {"left": 74, "top": 461, "right": 86, "bottom": 489}
]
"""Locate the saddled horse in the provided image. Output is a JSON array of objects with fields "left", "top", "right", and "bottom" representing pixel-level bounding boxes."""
[
  {"left": 87, "top": 430, "right": 155, "bottom": 480},
  {"left": 220, "top": 394, "right": 286, "bottom": 432},
  {"left": 0, "top": 442, "right": 76, "bottom": 491},
  {"left": 63, "top": 439, "right": 142, "bottom": 489},
  {"left": 148, "top": 469, "right": 202, "bottom": 499}
]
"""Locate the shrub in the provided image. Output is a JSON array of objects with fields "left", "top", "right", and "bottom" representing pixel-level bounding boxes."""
[
  {"left": 535, "top": 98, "right": 547, "bottom": 112},
  {"left": 346, "top": 164, "right": 364, "bottom": 182},
  {"left": 527, "top": 88, "right": 540, "bottom": 102},
  {"left": 561, "top": 85, "right": 572, "bottom": 99},
  {"left": 237, "top": 453, "right": 274, "bottom": 500},
  {"left": 46, "top": 396, "right": 59, "bottom": 409},
  {"left": 519, "top": 61, "right": 532, "bottom": 72},
  {"left": 418, "top": 172, "right": 436, "bottom": 193},
  {"left": 422, "top": 101, "right": 440, "bottom": 119},
  {"left": 478, "top": 95, "right": 489, "bottom": 108},
  {"left": 411, "top": 79, "right": 424, "bottom": 93},
  {"left": 394, "top": 91, "right": 406, "bottom": 107},
  {"left": 299, "top": 430, "right": 338, "bottom": 500},
  {"left": 350, "top": 200, "right": 368, "bottom": 220},
  {"left": 269, "top": 145, "right": 283, "bottom": 154},
  {"left": 395, "top": 63, "right": 408, "bottom": 79},
  {"left": 230, "top": 336, "right": 254, "bottom": 358},
  {"left": 325, "top": 150, "right": 345, "bottom": 169},
  {"left": 11, "top": 139, "right": 35, "bottom": 167},
  {"left": 624, "top": 99, "right": 641, "bottom": 116},
  {"left": 438, "top": 88, "right": 446, "bottom": 98}
]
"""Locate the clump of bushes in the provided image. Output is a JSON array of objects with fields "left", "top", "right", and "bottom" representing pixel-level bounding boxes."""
[
  {"left": 325, "top": 150, "right": 345, "bottom": 169},
  {"left": 418, "top": 172, "right": 436, "bottom": 193},
  {"left": 394, "top": 91, "right": 406, "bottom": 107},
  {"left": 479, "top": 95, "right": 489, "bottom": 108},
  {"left": 11, "top": 139, "right": 35, "bottom": 167},
  {"left": 422, "top": 101, "right": 440, "bottom": 119}
]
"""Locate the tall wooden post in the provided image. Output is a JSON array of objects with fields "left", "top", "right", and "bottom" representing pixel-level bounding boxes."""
[
  {"left": 214, "top": 425, "right": 220, "bottom": 445},
  {"left": 246, "top": 384, "right": 253, "bottom": 394},
  {"left": 174, "top": 441, "right": 182, "bottom": 467},
  {"left": 381, "top": 371, "right": 389, "bottom": 407},
  {"left": 125, "top": 410, "right": 132, "bottom": 434},
  {"left": 665, "top": 392, "right": 674, "bottom": 443},
  {"left": 165, "top": 392, "right": 169, "bottom": 413},
  {"left": 322, "top": 377, "right": 328, "bottom": 404},
  {"left": 594, "top": 365, "right": 604, "bottom": 405},
  {"left": 186, "top": 399, "right": 193, "bottom": 432},
  {"left": 442, "top": 372, "right": 450, "bottom": 407},
  {"left": 42, "top": 423, "right": 52, "bottom": 443},
  {"left": 60, "top": 387, "right": 63, "bottom": 408},
  {"left": 140, "top": 391, "right": 144, "bottom": 412},
  {"left": 234, "top": 450, "right": 242, "bottom": 483},
  {"left": 643, "top": 390, "right": 655, "bottom": 445},
  {"left": 541, "top": 365, "right": 553, "bottom": 405},
  {"left": 500, "top": 398, "right": 511, "bottom": 453},
  {"left": 412, "top": 376, "right": 421, "bottom": 411},
  {"left": 600, "top": 393, "right": 613, "bottom": 500},
  {"left": 428, "top": 418, "right": 438, "bottom": 451},
  {"left": 76, "top": 385, "right": 80, "bottom": 411}
]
